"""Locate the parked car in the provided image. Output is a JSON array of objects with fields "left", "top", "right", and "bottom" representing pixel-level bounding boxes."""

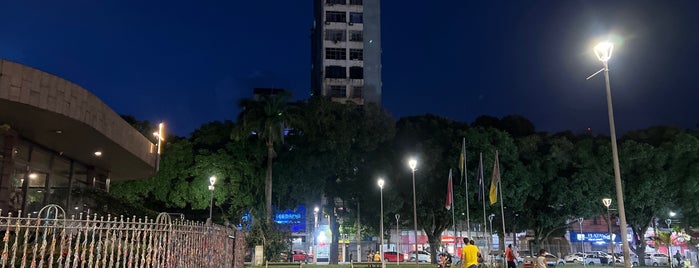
[
  {"left": 586, "top": 251, "right": 612, "bottom": 265},
  {"left": 284, "top": 249, "right": 312, "bottom": 262},
  {"left": 564, "top": 253, "right": 585, "bottom": 263},
  {"left": 582, "top": 254, "right": 602, "bottom": 265},
  {"left": 408, "top": 251, "right": 431, "bottom": 262},
  {"left": 545, "top": 253, "right": 566, "bottom": 266},
  {"left": 613, "top": 252, "right": 639, "bottom": 266},
  {"left": 384, "top": 251, "right": 408, "bottom": 262},
  {"left": 645, "top": 253, "right": 670, "bottom": 266}
]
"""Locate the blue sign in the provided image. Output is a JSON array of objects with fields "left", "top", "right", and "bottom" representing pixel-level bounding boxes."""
[
  {"left": 570, "top": 232, "right": 620, "bottom": 243},
  {"left": 275, "top": 205, "right": 307, "bottom": 232}
]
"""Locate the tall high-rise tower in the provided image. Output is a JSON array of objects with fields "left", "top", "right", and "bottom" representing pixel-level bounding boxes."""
[{"left": 311, "top": 0, "right": 381, "bottom": 106}]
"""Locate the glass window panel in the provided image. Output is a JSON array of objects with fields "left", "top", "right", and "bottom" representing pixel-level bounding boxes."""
[
  {"left": 14, "top": 142, "right": 30, "bottom": 162},
  {"left": 30, "top": 147, "right": 51, "bottom": 171},
  {"left": 51, "top": 157, "right": 71, "bottom": 188},
  {"left": 28, "top": 172, "right": 46, "bottom": 188}
]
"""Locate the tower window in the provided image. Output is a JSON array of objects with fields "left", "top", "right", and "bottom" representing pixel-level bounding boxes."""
[
  {"left": 326, "top": 11, "right": 346, "bottom": 23},
  {"left": 326, "top": 0, "right": 346, "bottom": 4},
  {"left": 329, "top": 85, "right": 347, "bottom": 98},
  {"left": 349, "top": 67, "right": 363, "bottom": 79},
  {"left": 326, "top": 48, "right": 346, "bottom": 60},
  {"left": 349, "top": 12, "right": 363, "bottom": 24},
  {"left": 350, "top": 0, "right": 363, "bottom": 5},
  {"left": 349, "top": 49, "right": 363, "bottom": 60},
  {"left": 351, "top": 86, "right": 363, "bottom": 98},
  {"left": 325, "top": 66, "right": 346, "bottom": 78},
  {"left": 325, "top": 30, "right": 346, "bottom": 42},
  {"left": 349, "top": 31, "right": 363, "bottom": 42}
]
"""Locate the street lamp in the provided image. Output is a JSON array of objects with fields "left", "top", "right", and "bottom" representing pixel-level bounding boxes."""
[
  {"left": 408, "top": 158, "right": 419, "bottom": 268},
  {"left": 578, "top": 217, "right": 586, "bottom": 268},
  {"left": 396, "top": 214, "right": 401, "bottom": 266},
  {"left": 666, "top": 218, "right": 673, "bottom": 268},
  {"left": 488, "top": 214, "right": 495, "bottom": 266},
  {"left": 603, "top": 198, "right": 615, "bottom": 268},
  {"left": 588, "top": 41, "right": 631, "bottom": 268},
  {"left": 208, "top": 176, "right": 216, "bottom": 224},
  {"left": 378, "top": 178, "right": 386, "bottom": 268},
  {"left": 314, "top": 206, "right": 319, "bottom": 263}
]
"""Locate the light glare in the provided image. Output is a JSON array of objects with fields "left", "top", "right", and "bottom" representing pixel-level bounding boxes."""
[
  {"left": 594, "top": 42, "right": 614, "bottom": 62},
  {"left": 408, "top": 158, "right": 417, "bottom": 171}
]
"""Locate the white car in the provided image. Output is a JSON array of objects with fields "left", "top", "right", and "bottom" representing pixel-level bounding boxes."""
[
  {"left": 564, "top": 253, "right": 585, "bottom": 263},
  {"left": 545, "top": 253, "right": 566, "bottom": 266},
  {"left": 645, "top": 253, "right": 670, "bottom": 266},
  {"left": 408, "top": 251, "right": 431, "bottom": 263},
  {"left": 582, "top": 254, "right": 602, "bottom": 265},
  {"left": 614, "top": 252, "right": 639, "bottom": 266}
]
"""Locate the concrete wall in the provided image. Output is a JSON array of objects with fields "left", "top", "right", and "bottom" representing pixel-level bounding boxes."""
[{"left": 0, "top": 59, "right": 155, "bottom": 169}]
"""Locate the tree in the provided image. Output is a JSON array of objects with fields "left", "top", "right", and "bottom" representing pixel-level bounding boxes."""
[
  {"left": 274, "top": 97, "right": 396, "bottom": 264},
  {"left": 111, "top": 121, "right": 261, "bottom": 223},
  {"left": 233, "top": 91, "right": 292, "bottom": 224}
]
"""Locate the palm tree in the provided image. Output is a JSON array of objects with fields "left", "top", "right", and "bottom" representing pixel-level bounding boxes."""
[{"left": 234, "top": 91, "right": 291, "bottom": 224}]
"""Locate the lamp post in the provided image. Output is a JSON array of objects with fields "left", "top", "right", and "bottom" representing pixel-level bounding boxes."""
[
  {"left": 603, "top": 198, "right": 615, "bottom": 268},
  {"left": 588, "top": 41, "right": 631, "bottom": 268},
  {"left": 408, "top": 158, "right": 419, "bottom": 268},
  {"left": 488, "top": 214, "right": 495, "bottom": 266},
  {"left": 314, "top": 206, "right": 319, "bottom": 263},
  {"left": 208, "top": 176, "right": 216, "bottom": 224},
  {"left": 378, "top": 178, "right": 386, "bottom": 268},
  {"left": 396, "top": 214, "right": 401, "bottom": 266},
  {"left": 666, "top": 218, "right": 672, "bottom": 268},
  {"left": 578, "top": 217, "right": 586, "bottom": 268}
]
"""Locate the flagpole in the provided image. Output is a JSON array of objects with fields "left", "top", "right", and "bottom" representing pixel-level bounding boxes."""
[
  {"left": 462, "top": 138, "right": 471, "bottom": 238},
  {"left": 497, "top": 151, "right": 507, "bottom": 268},
  {"left": 450, "top": 169, "right": 456, "bottom": 253},
  {"left": 480, "top": 153, "right": 488, "bottom": 258}
]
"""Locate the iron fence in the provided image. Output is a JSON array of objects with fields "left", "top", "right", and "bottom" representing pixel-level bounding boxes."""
[{"left": 0, "top": 205, "right": 235, "bottom": 268}]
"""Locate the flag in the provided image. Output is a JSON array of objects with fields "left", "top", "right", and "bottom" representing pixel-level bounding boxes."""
[
  {"left": 477, "top": 153, "right": 484, "bottom": 201},
  {"left": 489, "top": 151, "right": 501, "bottom": 205},
  {"left": 445, "top": 169, "right": 453, "bottom": 210}
]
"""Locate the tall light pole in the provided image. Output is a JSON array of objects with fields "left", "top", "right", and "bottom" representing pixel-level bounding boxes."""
[
  {"left": 578, "top": 217, "right": 586, "bottom": 268},
  {"left": 314, "top": 206, "right": 319, "bottom": 263},
  {"left": 589, "top": 41, "right": 631, "bottom": 268},
  {"left": 396, "top": 214, "right": 401, "bottom": 266},
  {"left": 603, "top": 198, "right": 615, "bottom": 268},
  {"left": 208, "top": 176, "right": 216, "bottom": 224},
  {"left": 488, "top": 214, "right": 495, "bottom": 266},
  {"left": 378, "top": 178, "right": 386, "bottom": 268},
  {"left": 408, "top": 158, "right": 419, "bottom": 268},
  {"left": 666, "top": 218, "right": 673, "bottom": 268}
]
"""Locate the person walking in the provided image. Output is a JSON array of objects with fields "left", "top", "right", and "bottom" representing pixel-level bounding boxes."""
[
  {"left": 461, "top": 238, "right": 479, "bottom": 268},
  {"left": 505, "top": 244, "right": 516, "bottom": 268}
]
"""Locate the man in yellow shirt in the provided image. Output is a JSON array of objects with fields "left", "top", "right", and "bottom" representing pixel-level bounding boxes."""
[{"left": 461, "top": 238, "right": 479, "bottom": 268}]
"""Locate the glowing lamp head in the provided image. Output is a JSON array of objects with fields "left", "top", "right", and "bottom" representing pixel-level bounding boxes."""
[
  {"left": 314, "top": 206, "right": 319, "bottom": 213},
  {"left": 602, "top": 198, "right": 612, "bottom": 208},
  {"left": 408, "top": 158, "right": 417, "bottom": 171},
  {"left": 209, "top": 176, "right": 216, "bottom": 186},
  {"left": 28, "top": 173, "right": 38, "bottom": 179},
  {"left": 378, "top": 178, "right": 385, "bottom": 188},
  {"left": 594, "top": 42, "right": 614, "bottom": 62}
]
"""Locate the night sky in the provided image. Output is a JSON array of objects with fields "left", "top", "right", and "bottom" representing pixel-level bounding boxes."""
[{"left": 2, "top": 1, "right": 697, "bottom": 136}]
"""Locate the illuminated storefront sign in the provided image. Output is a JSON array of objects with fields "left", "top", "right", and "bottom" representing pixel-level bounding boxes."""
[
  {"left": 274, "top": 205, "right": 307, "bottom": 232},
  {"left": 570, "top": 232, "right": 620, "bottom": 243}
]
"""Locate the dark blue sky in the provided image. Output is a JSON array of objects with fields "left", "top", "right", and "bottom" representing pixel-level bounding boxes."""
[{"left": 2, "top": 1, "right": 698, "bottom": 136}]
